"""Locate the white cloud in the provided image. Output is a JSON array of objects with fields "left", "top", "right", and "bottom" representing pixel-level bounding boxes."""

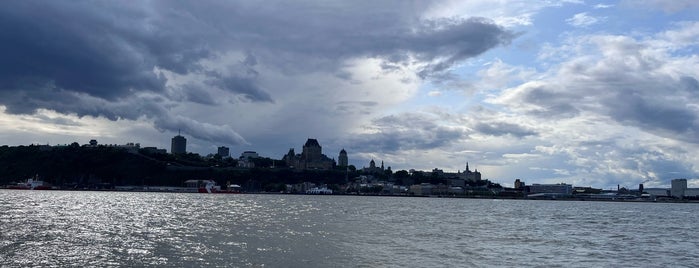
[
  {"left": 428, "top": 91, "right": 443, "bottom": 97},
  {"left": 594, "top": 4, "right": 614, "bottom": 9},
  {"left": 483, "top": 22, "right": 699, "bottom": 187},
  {"left": 566, "top": 12, "right": 604, "bottom": 28},
  {"left": 422, "top": 0, "right": 576, "bottom": 27}
]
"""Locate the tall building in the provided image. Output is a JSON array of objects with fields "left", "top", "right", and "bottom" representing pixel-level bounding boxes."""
[
  {"left": 171, "top": 132, "right": 187, "bottom": 154},
  {"left": 671, "top": 179, "right": 687, "bottom": 198},
  {"left": 283, "top": 139, "right": 335, "bottom": 170},
  {"left": 338, "top": 149, "right": 348, "bottom": 167},
  {"left": 217, "top": 146, "right": 230, "bottom": 158},
  {"left": 459, "top": 162, "right": 482, "bottom": 182}
]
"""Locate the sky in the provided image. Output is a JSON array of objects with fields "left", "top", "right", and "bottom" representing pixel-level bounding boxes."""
[{"left": 1, "top": 0, "right": 698, "bottom": 189}]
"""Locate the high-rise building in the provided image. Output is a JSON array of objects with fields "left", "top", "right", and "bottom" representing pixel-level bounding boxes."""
[
  {"left": 671, "top": 179, "right": 687, "bottom": 198},
  {"left": 338, "top": 149, "right": 348, "bottom": 167},
  {"left": 217, "top": 146, "right": 230, "bottom": 158},
  {"left": 171, "top": 132, "right": 187, "bottom": 154}
]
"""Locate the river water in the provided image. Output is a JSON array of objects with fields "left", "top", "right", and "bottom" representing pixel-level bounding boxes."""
[{"left": 1, "top": 190, "right": 697, "bottom": 267}]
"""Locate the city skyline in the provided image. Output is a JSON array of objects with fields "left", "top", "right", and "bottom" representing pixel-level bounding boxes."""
[{"left": 0, "top": 1, "right": 698, "bottom": 189}]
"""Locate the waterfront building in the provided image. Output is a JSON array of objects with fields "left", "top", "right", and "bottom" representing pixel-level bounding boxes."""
[
  {"left": 282, "top": 139, "right": 335, "bottom": 170},
  {"left": 171, "top": 132, "right": 187, "bottom": 154},
  {"left": 409, "top": 183, "right": 433, "bottom": 196},
  {"left": 671, "top": 179, "right": 687, "bottom": 198},
  {"left": 528, "top": 183, "right": 573, "bottom": 195},
  {"left": 217, "top": 146, "right": 230, "bottom": 158},
  {"left": 338, "top": 149, "right": 348, "bottom": 167},
  {"left": 644, "top": 188, "right": 669, "bottom": 197},
  {"left": 514, "top": 179, "right": 525, "bottom": 189}
]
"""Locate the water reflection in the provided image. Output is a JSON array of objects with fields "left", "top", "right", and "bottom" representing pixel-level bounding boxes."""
[{"left": 1, "top": 191, "right": 698, "bottom": 267}]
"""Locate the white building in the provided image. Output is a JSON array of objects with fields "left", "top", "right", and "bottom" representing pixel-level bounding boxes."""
[
  {"left": 644, "top": 188, "right": 669, "bottom": 197},
  {"left": 238, "top": 151, "right": 260, "bottom": 168}
]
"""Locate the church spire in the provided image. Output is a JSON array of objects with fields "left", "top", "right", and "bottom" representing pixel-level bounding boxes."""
[{"left": 466, "top": 162, "right": 470, "bottom": 172}]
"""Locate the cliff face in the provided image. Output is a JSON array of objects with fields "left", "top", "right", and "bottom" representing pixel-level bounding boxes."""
[
  {"left": 0, "top": 145, "right": 166, "bottom": 186},
  {"left": 0, "top": 145, "right": 349, "bottom": 189}
]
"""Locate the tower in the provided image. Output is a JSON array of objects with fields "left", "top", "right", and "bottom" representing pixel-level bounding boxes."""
[
  {"left": 302, "top": 139, "right": 322, "bottom": 161},
  {"left": 171, "top": 131, "right": 187, "bottom": 154},
  {"left": 338, "top": 149, "right": 348, "bottom": 167},
  {"left": 217, "top": 146, "right": 230, "bottom": 158}
]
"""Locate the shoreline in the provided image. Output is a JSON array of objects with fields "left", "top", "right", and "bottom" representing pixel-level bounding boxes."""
[{"left": 3, "top": 187, "right": 698, "bottom": 203}]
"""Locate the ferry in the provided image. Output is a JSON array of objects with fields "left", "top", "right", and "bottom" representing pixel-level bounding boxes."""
[{"left": 5, "top": 176, "right": 53, "bottom": 190}]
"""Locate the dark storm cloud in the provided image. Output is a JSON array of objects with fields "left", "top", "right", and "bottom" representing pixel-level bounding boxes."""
[
  {"left": 522, "top": 88, "right": 580, "bottom": 118},
  {"left": 507, "top": 60, "right": 699, "bottom": 143},
  {"left": 605, "top": 93, "right": 696, "bottom": 135},
  {"left": 208, "top": 75, "right": 273, "bottom": 103},
  {"left": 473, "top": 122, "right": 537, "bottom": 138},
  {"left": 0, "top": 1, "right": 512, "bottom": 145}
]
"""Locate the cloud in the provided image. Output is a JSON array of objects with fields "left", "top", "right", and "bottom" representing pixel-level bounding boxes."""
[
  {"left": 348, "top": 112, "right": 468, "bottom": 153},
  {"left": 566, "top": 12, "right": 604, "bottom": 28},
  {"left": 423, "top": 1, "right": 578, "bottom": 27},
  {"left": 0, "top": 1, "right": 513, "bottom": 147},
  {"left": 473, "top": 122, "right": 537, "bottom": 138},
  {"left": 482, "top": 22, "right": 699, "bottom": 186},
  {"left": 621, "top": 0, "right": 699, "bottom": 13},
  {"left": 593, "top": 4, "right": 614, "bottom": 9},
  {"left": 495, "top": 29, "right": 699, "bottom": 142}
]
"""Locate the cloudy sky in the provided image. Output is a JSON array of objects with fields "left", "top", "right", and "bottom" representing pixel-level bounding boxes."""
[{"left": 1, "top": 0, "right": 698, "bottom": 188}]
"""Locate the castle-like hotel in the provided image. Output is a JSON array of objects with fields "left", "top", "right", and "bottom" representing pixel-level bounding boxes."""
[{"left": 283, "top": 138, "right": 343, "bottom": 170}]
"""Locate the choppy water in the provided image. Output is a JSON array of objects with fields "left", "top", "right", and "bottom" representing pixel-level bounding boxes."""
[{"left": 1, "top": 190, "right": 698, "bottom": 267}]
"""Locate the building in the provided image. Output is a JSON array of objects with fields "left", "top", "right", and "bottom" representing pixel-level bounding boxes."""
[
  {"left": 171, "top": 132, "right": 187, "bottom": 154},
  {"left": 514, "top": 179, "right": 525, "bottom": 189},
  {"left": 338, "top": 149, "right": 348, "bottom": 167},
  {"left": 282, "top": 139, "right": 335, "bottom": 170},
  {"left": 142, "top": 147, "right": 167, "bottom": 154},
  {"left": 528, "top": 183, "right": 573, "bottom": 195},
  {"left": 217, "top": 146, "right": 230, "bottom": 158},
  {"left": 363, "top": 159, "right": 384, "bottom": 174},
  {"left": 238, "top": 151, "right": 259, "bottom": 168},
  {"left": 671, "top": 179, "right": 687, "bottom": 198},
  {"left": 459, "top": 162, "right": 482, "bottom": 182},
  {"left": 240, "top": 151, "right": 259, "bottom": 159},
  {"left": 643, "top": 188, "right": 669, "bottom": 197}
]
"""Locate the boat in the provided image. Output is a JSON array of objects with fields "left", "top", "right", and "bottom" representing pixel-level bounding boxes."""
[{"left": 5, "top": 175, "right": 53, "bottom": 190}]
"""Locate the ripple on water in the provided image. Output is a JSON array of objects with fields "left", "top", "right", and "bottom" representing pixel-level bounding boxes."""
[{"left": 1, "top": 191, "right": 699, "bottom": 267}]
